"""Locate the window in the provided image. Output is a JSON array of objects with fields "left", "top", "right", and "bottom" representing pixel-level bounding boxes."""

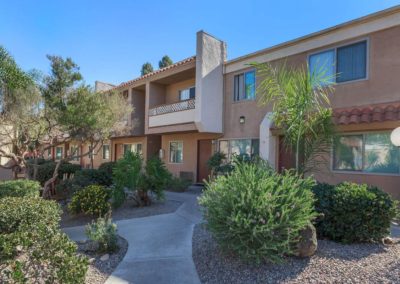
[
  {"left": 234, "top": 70, "right": 255, "bottom": 101},
  {"left": 179, "top": 87, "right": 195, "bottom": 101},
  {"left": 333, "top": 132, "right": 400, "bottom": 174},
  {"left": 309, "top": 40, "right": 367, "bottom": 84},
  {"left": 56, "top": 147, "right": 63, "bottom": 160},
  {"left": 169, "top": 141, "right": 183, "bottom": 163},
  {"left": 70, "top": 145, "right": 80, "bottom": 161},
  {"left": 102, "top": 145, "right": 110, "bottom": 160},
  {"left": 218, "top": 139, "right": 259, "bottom": 161},
  {"left": 123, "top": 143, "right": 142, "bottom": 155}
]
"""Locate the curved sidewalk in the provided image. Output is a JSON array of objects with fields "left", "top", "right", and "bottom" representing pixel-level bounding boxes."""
[{"left": 63, "top": 191, "right": 203, "bottom": 284}]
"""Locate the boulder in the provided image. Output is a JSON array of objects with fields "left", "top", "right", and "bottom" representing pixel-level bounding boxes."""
[
  {"left": 100, "top": 254, "right": 109, "bottom": 261},
  {"left": 295, "top": 223, "right": 318, "bottom": 257}
]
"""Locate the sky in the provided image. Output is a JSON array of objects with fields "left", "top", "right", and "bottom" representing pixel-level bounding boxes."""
[{"left": 1, "top": 0, "right": 400, "bottom": 86}]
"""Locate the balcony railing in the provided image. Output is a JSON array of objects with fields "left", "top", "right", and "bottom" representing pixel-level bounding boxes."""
[{"left": 149, "top": 99, "right": 195, "bottom": 116}]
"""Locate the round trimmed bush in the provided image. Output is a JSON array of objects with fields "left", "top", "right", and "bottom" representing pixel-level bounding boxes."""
[
  {"left": 312, "top": 182, "right": 398, "bottom": 243},
  {"left": 0, "top": 197, "right": 87, "bottom": 283},
  {"left": 0, "top": 180, "right": 41, "bottom": 199},
  {"left": 199, "top": 161, "right": 317, "bottom": 263},
  {"left": 0, "top": 197, "right": 61, "bottom": 233},
  {"left": 68, "top": 184, "right": 111, "bottom": 217}
]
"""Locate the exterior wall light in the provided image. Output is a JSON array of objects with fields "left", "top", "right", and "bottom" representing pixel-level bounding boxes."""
[
  {"left": 390, "top": 127, "right": 400, "bottom": 146},
  {"left": 239, "top": 116, "right": 245, "bottom": 124}
]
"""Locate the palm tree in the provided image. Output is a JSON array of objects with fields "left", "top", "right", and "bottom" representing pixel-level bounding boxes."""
[{"left": 250, "top": 61, "right": 336, "bottom": 174}]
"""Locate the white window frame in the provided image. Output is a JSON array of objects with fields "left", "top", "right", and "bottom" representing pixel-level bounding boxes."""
[
  {"left": 70, "top": 145, "right": 80, "bottom": 161},
  {"left": 217, "top": 138, "right": 260, "bottom": 161},
  {"left": 233, "top": 69, "right": 256, "bottom": 102},
  {"left": 169, "top": 141, "right": 183, "bottom": 164},
  {"left": 331, "top": 130, "right": 400, "bottom": 176},
  {"left": 102, "top": 144, "right": 110, "bottom": 160},
  {"left": 179, "top": 86, "right": 195, "bottom": 101},
  {"left": 307, "top": 38, "right": 369, "bottom": 85},
  {"left": 123, "top": 143, "right": 142, "bottom": 155}
]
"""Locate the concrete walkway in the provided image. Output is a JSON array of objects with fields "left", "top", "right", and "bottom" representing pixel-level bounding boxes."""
[{"left": 63, "top": 191, "right": 203, "bottom": 284}]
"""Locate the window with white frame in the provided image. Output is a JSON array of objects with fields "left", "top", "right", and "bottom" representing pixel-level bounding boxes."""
[
  {"left": 234, "top": 70, "right": 256, "bottom": 101},
  {"left": 55, "top": 147, "right": 63, "bottom": 160},
  {"left": 70, "top": 145, "right": 80, "bottom": 161},
  {"left": 169, "top": 141, "right": 183, "bottom": 163},
  {"left": 102, "top": 145, "right": 110, "bottom": 160},
  {"left": 179, "top": 87, "right": 195, "bottom": 101},
  {"left": 218, "top": 139, "right": 259, "bottom": 161},
  {"left": 123, "top": 143, "right": 142, "bottom": 155},
  {"left": 309, "top": 40, "right": 367, "bottom": 84},
  {"left": 333, "top": 132, "right": 400, "bottom": 174}
]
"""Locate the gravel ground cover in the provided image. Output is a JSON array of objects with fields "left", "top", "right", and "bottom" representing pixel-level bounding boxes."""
[
  {"left": 193, "top": 224, "right": 400, "bottom": 284},
  {"left": 61, "top": 198, "right": 182, "bottom": 228},
  {"left": 78, "top": 236, "right": 128, "bottom": 284}
]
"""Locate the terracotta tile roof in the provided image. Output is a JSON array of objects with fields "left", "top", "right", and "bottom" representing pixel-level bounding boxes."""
[
  {"left": 112, "top": 56, "right": 196, "bottom": 90},
  {"left": 333, "top": 102, "right": 400, "bottom": 125}
]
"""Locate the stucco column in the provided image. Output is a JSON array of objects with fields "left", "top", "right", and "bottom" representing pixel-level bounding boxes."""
[{"left": 259, "top": 112, "right": 277, "bottom": 169}]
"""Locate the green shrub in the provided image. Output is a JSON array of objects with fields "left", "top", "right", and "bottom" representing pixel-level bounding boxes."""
[
  {"left": 0, "top": 197, "right": 87, "bottom": 283},
  {"left": 86, "top": 216, "right": 118, "bottom": 253},
  {"left": 98, "top": 161, "right": 116, "bottom": 186},
  {"left": 69, "top": 184, "right": 111, "bottom": 217},
  {"left": 112, "top": 152, "right": 143, "bottom": 207},
  {"left": 27, "top": 160, "right": 81, "bottom": 185},
  {"left": 0, "top": 197, "right": 61, "bottom": 233},
  {"left": 312, "top": 182, "right": 398, "bottom": 243},
  {"left": 168, "top": 176, "right": 191, "bottom": 192},
  {"left": 0, "top": 180, "right": 41, "bottom": 199},
  {"left": 142, "top": 156, "right": 171, "bottom": 200},
  {"left": 74, "top": 168, "right": 111, "bottom": 187},
  {"left": 199, "top": 161, "right": 317, "bottom": 263},
  {"left": 55, "top": 178, "right": 81, "bottom": 199}
]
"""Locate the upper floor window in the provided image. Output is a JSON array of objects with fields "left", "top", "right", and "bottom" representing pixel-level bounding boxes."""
[
  {"left": 333, "top": 132, "right": 399, "bottom": 174},
  {"left": 309, "top": 40, "right": 367, "bottom": 84},
  {"left": 179, "top": 87, "right": 195, "bottom": 101},
  {"left": 234, "top": 70, "right": 255, "bottom": 101}
]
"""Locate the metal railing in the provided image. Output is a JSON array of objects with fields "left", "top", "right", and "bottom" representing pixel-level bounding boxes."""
[{"left": 148, "top": 99, "right": 195, "bottom": 116}]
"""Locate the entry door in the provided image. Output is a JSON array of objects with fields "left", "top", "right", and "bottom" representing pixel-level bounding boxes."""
[
  {"left": 278, "top": 136, "right": 296, "bottom": 173},
  {"left": 197, "top": 140, "right": 213, "bottom": 183}
]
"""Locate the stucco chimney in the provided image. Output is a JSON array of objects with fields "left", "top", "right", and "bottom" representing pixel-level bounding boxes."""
[{"left": 194, "top": 31, "right": 226, "bottom": 133}]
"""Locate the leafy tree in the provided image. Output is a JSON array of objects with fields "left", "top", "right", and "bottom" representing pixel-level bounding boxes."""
[
  {"left": 0, "top": 47, "right": 132, "bottom": 197},
  {"left": 140, "top": 62, "right": 153, "bottom": 76},
  {"left": 158, "top": 55, "right": 173, "bottom": 69},
  {"left": 250, "top": 61, "right": 335, "bottom": 174}
]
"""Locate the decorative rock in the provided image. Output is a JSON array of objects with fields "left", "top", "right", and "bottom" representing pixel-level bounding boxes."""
[
  {"left": 295, "top": 223, "right": 318, "bottom": 257},
  {"left": 88, "top": 257, "right": 96, "bottom": 264},
  {"left": 382, "top": 237, "right": 394, "bottom": 245},
  {"left": 100, "top": 254, "right": 110, "bottom": 261},
  {"left": 16, "top": 245, "right": 23, "bottom": 252}
]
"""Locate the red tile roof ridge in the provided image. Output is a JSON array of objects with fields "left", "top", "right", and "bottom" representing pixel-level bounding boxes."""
[{"left": 111, "top": 56, "right": 196, "bottom": 90}]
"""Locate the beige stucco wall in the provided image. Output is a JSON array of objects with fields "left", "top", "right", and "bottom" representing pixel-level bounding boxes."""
[
  {"left": 222, "top": 26, "right": 400, "bottom": 198},
  {"left": 160, "top": 132, "right": 221, "bottom": 181}
]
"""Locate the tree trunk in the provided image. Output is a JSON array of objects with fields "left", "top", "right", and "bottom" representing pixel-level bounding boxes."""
[{"left": 42, "top": 160, "right": 61, "bottom": 199}]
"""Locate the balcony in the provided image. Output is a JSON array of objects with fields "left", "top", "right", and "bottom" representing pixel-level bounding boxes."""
[{"left": 148, "top": 99, "right": 196, "bottom": 128}]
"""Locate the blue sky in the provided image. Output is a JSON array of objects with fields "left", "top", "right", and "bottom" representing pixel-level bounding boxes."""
[{"left": 1, "top": 0, "right": 399, "bottom": 86}]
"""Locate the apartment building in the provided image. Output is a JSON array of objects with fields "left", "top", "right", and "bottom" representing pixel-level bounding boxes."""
[{"left": 47, "top": 6, "right": 400, "bottom": 198}]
